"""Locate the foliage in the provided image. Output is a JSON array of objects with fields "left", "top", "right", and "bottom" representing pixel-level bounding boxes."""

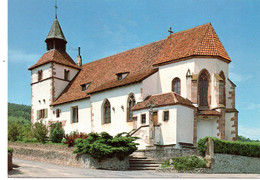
[
  {"left": 8, "top": 103, "right": 31, "bottom": 125},
  {"left": 161, "top": 156, "right": 206, "bottom": 171},
  {"left": 8, "top": 123, "right": 21, "bottom": 142},
  {"left": 8, "top": 147, "right": 14, "bottom": 153},
  {"left": 73, "top": 132, "right": 139, "bottom": 161},
  {"left": 64, "top": 131, "right": 88, "bottom": 147},
  {"left": 49, "top": 122, "right": 65, "bottom": 143},
  {"left": 198, "top": 137, "right": 260, "bottom": 157},
  {"left": 32, "top": 121, "right": 48, "bottom": 144},
  {"left": 238, "top": 135, "right": 260, "bottom": 142},
  {"left": 22, "top": 138, "right": 39, "bottom": 143}
]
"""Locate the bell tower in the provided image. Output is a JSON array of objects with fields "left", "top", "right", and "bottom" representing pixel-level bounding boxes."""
[{"left": 28, "top": 1, "right": 80, "bottom": 125}]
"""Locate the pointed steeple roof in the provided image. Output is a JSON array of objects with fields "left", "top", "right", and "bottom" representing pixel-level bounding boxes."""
[{"left": 45, "top": 17, "right": 67, "bottom": 42}]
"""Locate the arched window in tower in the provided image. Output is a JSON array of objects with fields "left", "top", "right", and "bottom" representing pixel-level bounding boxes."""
[
  {"left": 219, "top": 71, "right": 226, "bottom": 105},
  {"left": 127, "top": 94, "right": 136, "bottom": 122},
  {"left": 172, "top": 77, "right": 181, "bottom": 95},
  {"left": 38, "top": 70, "right": 43, "bottom": 81},
  {"left": 103, "top": 99, "right": 111, "bottom": 124},
  {"left": 198, "top": 70, "right": 210, "bottom": 108}
]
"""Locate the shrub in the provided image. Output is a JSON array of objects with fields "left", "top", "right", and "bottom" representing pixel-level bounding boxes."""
[
  {"left": 161, "top": 156, "right": 206, "bottom": 171},
  {"left": 198, "top": 137, "right": 260, "bottom": 157},
  {"left": 49, "top": 122, "right": 65, "bottom": 143},
  {"left": 8, "top": 147, "right": 14, "bottom": 153},
  {"left": 64, "top": 131, "right": 88, "bottom": 147},
  {"left": 18, "top": 124, "right": 34, "bottom": 141},
  {"left": 73, "top": 132, "right": 139, "bottom": 161},
  {"left": 32, "top": 121, "right": 48, "bottom": 143},
  {"left": 22, "top": 138, "right": 39, "bottom": 143},
  {"left": 8, "top": 123, "right": 21, "bottom": 142}
]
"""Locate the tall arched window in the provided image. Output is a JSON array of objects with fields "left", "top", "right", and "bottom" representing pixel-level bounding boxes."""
[
  {"left": 219, "top": 71, "right": 226, "bottom": 105},
  {"left": 127, "top": 94, "right": 136, "bottom": 122},
  {"left": 172, "top": 77, "right": 181, "bottom": 95},
  {"left": 103, "top": 99, "right": 111, "bottom": 124},
  {"left": 198, "top": 70, "right": 210, "bottom": 108}
]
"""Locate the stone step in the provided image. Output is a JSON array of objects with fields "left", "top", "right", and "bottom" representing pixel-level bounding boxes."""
[
  {"left": 129, "top": 160, "right": 163, "bottom": 164},
  {"left": 129, "top": 163, "right": 160, "bottom": 167},
  {"left": 128, "top": 166, "right": 158, "bottom": 170}
]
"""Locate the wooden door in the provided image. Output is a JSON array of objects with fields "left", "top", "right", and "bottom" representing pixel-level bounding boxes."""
[{"left": 152, "top": 111, "right": 158, "bottom": 125}]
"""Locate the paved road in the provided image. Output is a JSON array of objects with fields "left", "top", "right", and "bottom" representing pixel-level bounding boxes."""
[{"left": 8, "top": 158, "right": 260, "bottom": 178}]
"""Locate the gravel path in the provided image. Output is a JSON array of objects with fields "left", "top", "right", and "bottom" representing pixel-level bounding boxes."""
[{"left": 8, "top": 158, "right": 260, "bottom": 178}]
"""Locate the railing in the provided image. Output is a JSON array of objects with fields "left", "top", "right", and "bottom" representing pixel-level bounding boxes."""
[{"left": 128, "top": 125, "right": 149, "bottom": 136}]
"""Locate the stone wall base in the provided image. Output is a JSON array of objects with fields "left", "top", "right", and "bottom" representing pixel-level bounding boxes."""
[{"left": 79, "top": 154, "right": 129, "bottom": 170}]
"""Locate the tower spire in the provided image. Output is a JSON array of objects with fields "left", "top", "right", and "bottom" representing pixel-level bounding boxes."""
[{"left": 54, "top": 0, "right": 58, "bottom": 19}]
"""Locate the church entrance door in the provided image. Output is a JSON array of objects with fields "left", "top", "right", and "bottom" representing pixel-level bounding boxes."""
[{"left": 152, "top": 111, "right": 158, "bottom": 125}]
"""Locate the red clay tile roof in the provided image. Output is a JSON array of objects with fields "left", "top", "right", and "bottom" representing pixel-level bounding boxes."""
[
  {"left": 51, "top": 23, "right": 231, "bottom": 106},
  {"left": 132, "top": 92, "right": 195, "bottom": 111},
  {"left": 51, "top": 40, "right": 165, "bottom": 105},
  {"left": 153, "top": 23, "right": 231, "bottom": 66},
  {"left": 28, "top": 50, "right": 80, "bottom": 70},
  {"left": 197, "top": 110, "right": 221, "bottom": 116}
]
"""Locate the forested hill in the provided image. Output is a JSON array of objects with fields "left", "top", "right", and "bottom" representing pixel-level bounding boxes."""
[{"left": 8, "top": 103, "right": 31, "bottom": 125}]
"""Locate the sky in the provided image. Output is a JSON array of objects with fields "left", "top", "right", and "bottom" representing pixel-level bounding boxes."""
[{"left": 5, "top": 0, "right": 260, "bottom": 140}]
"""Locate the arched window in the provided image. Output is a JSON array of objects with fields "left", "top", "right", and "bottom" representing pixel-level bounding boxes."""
[
  {"left": 127, "top": 94, "right": 136, "bottom": 122},
  {"left": 198, "top": 70, "right": 210, "bottom": 108},
  {"left": 103, "top": 99, "right": 111, "bottom": 124},
  {"left": 172, "top": 77, "right": 181, "bottom": 95},
  {"left": 219, "top": 71, "right": 226, "bottom": 105}
]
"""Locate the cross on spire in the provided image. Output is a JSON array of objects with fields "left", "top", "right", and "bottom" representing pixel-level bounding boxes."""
[
  {"left": 54, "top": 0, "right": 58, "bottom": 19},
  {"left": 168, "top": 27, "right": 173, "bottom": 35}
]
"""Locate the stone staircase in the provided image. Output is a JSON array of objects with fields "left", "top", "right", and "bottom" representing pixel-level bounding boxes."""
[{"left": 128, "top": 156, "right": 163, "bottom": 170}]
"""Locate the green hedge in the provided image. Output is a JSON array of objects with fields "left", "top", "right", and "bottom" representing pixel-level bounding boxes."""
[
  {"left": 198, "top": 137, "right": 260, "bottom": 157},
  {"left": 73, "top": 132, "right": 138, "bottom": 161}
]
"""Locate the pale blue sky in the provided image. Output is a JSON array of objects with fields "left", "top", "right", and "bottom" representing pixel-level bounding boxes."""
[{"left": 7, "top": 0, "right": 260, "bottom": 140}]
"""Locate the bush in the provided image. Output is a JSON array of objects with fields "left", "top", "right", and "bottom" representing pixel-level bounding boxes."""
[
  {"left": 32, "top": 121, "right": 48, "bottom": 143},
  {"left": 73, "top": 132, "right": 139, "bottom": 161},
  {"left": 8, "top": 123, "right": 21, "bottom": 141},
  {"left": 198, "top": 137, "right": 260, "bottom": 157},
  {"left": 64, "top": 131, "right": 88, "bottom": 147},
  {"left": 161, "top": 156, "right": 206, "bottom": 171},
  {"left": 22, "top": 138, "right": 39, "bottom": 143},
  {"left": 8, "top": 147, "right": 13, "bottom": 153},
  {"left": 18, "top": 124, "right": 34, "bottom": 141},
  {"left": 49, "top": 122, "right": 65, "bottom": 143}
]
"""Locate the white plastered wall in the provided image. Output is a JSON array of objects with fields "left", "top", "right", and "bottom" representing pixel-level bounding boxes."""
[
  {"left": 133, "top": 105, "right": 194, "bottom": 146},
  {"left": 142, "top": 72, "right": 159, "bottom": 99},
  {"left": 52, "top": 99, "right": 91, "bottom": 134},
  {"left": 225, "top": 112, "right": 236, "bottom": 141},
  {"left": 90, "top": 83, "right": 142, "bottom": 136},
  {"left": 158, "top": 59, "right": 194, "bottom": 98},
  {"left": 197, "top": 116, "right": 218, "bottom": 141},
  {"left": 158, "top": 57, "right": 229, "bottom": 109},
  {"left": 53, "top": 63, "right": 79, "bottom": 99},
  {"left": 176, "top": 105, "right": 194, "bottom": 144},
  {"left": 31, "top": 63, "right": 52, "bottom": 83},
  {"left": 31, "top": 63, "right": 53, "bottom": 124}
]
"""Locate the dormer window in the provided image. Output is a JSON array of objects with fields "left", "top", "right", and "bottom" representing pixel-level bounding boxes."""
[
  {"left": 64, "top": 69, "right": 70, "bottom": 81},
  {"left": 38, "top": 70, "right": 43, "bottom": 81},
  {"left": 81, "top": 82, "right": 91, "bottom": 91},
  {"left": 116, "top": 72, "right": 129, "bottom": 81}
]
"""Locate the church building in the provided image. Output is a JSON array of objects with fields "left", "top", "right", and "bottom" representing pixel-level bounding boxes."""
[{"left": 28, "top": 15, "right": 238, "bottom": 149}]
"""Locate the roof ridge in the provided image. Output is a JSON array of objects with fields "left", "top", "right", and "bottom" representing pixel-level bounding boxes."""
[
  {"left": 82, "top": 39, "right": 166, "bottom": 67},
  {"left": 168, "top": 22, "right": 211, "bottom": 38}
]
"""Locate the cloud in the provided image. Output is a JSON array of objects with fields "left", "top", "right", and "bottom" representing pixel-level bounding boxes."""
[
  {"left": 238, "top": 125, "right": 260, "bottom": 140},
  {"left": 8, "top": 49, "right": 41, "bottom": 63},
  {"left": 229, "top": 71, "right": 252, "bottom": 83},
  {"left": 239, "top": 102, "right": 260, "bottom": 112}
]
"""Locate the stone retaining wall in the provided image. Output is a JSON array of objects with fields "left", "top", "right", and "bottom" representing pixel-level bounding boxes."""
[
  {"left": 9, "top": 142, "right": 129, "bottom": 170},
  {"left": 79, "top": 154, "right": 129, "bottom": 170},
  {"left": 211, "top": 153, "right": 260, "bottom": 174},
  {"left": 133, "top": 146, "right": 199, "bottom": 161}
]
